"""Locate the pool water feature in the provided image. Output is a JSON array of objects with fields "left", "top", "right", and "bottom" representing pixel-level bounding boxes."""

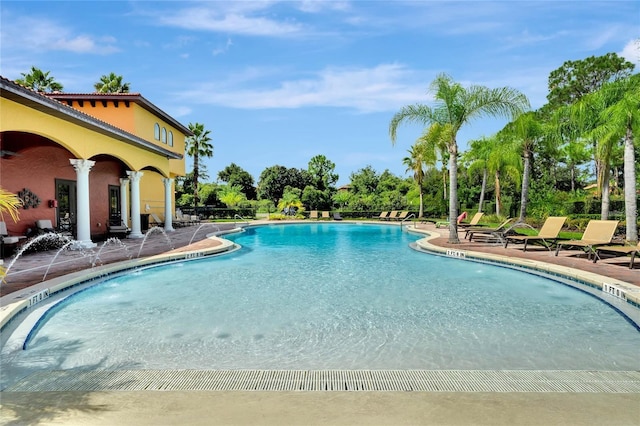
[{"left": 2, "top": 223, "right": 639, "bottom": 389}]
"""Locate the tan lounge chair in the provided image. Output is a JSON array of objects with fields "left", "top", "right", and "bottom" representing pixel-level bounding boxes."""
[
  {"left": 321, "top": 211, "right": 330, "bottom": 220},
  {"left": 504, "top": 216, "right": 567, "bottom": 251},
  {"left": 386, "top": 211, "right": 399, "bottom": 221},
  {"left": 150, "top": 212, "right": 164, "bottom": 227},
  {"left": 594, "top": 241, "right": 640, "bottom": 269},
  {"left": 378, "top": 211, "right": 389, "bottom": 220},
  {"left": 457, "top": 212, "right": 485, "bottom": 228},
  {"left": 466, "top": 218, "right": 514, "bottom": 242},
  {"left": 310, "top": 210, "right": 319, "bottom": 220},
  {"left": 395, "top": 211, "right": 409, "bottom": 221},
  {"left": 555, "top": 220, "right": 619, "bottom": 259}
]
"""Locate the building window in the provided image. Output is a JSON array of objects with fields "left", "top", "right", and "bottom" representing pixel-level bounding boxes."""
[
  {"left": 168, "top": 131, "right": 174, "bottom": 147},
  {"left": 161, "top": 127, "right": 167, "bottom": 144},
  {"left": 154, "top": 123, "right": 160, "bottom": 140}
]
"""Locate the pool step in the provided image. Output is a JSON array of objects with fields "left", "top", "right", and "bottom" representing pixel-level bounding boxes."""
[{"left": 5, "top": 369, "right": 640, "bottom": 393}]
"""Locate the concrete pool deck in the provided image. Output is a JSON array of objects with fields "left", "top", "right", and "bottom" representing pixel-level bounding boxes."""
[{"left": 1, "top": 220, "right": 639, "bottom": 425}]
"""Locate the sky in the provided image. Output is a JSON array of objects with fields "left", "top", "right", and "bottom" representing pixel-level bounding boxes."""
[{"left": 1, "top": 1, "right": 638, "bottom": 186}]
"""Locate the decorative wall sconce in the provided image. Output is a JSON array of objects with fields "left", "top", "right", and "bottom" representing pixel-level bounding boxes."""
[{"left": 18, "top": 188, "right": 41, "bottom": 209}]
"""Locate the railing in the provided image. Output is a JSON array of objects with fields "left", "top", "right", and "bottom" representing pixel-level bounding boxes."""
[
  {"left": 400, "top": 214, "right": 416, "bottom": 231},
  {"left": 234, "top": 214, "right": 250, "bottom": 227}
]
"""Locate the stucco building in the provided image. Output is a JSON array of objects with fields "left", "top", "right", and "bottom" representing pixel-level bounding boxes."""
[{"left": 0, "top": 76, "right": 192, "bottom": 247}]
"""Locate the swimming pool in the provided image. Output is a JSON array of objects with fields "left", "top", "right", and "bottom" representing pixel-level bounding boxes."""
[{"left": 2, "top": 223, "right": 639, "bottom": 388}]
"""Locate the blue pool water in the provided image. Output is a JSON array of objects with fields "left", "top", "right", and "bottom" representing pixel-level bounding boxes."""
[{"left": 2, "top": 223, "right": 639, "bottom": 387}]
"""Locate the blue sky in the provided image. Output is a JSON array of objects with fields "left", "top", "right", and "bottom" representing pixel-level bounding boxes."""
[{"left": 2, "top": 1, "right": 638, "bottom": 186}]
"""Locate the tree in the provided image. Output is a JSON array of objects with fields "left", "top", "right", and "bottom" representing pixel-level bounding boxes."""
[
  {"left": 547, "top": 53, "right": 635, "bottom": 109},
  {"left": 349, "top": 166, "right": 379, "bottom": 195},
  {"left": 0, "top": 188, "right": 21, "bottom": 282},
  {"left": 15, "top": 66, "right": 63, "bottom": 92},
  {"left": 257, "top": 166, "right": 311, "bottom": 204},
  {"left": 217, "top": 163, "right": 256, "bottom": 199},
  {"left": 463, "top": 137, "right": 493, "bottom": 213},
  {"left": 590, "top": 75, "right": 639, "bottom": 242},
  {"left": 307, "top": 155, "right": 338, "bottom": 191},
  {"left": 277, "top": 186, "right": 304, "bottom": 214},
  {"left": 416, "top": 123, "right": 450, "bottom": 200},
  {"left": 219, "top": 185, "right": 247, "bottom": 207},
  {"left": 390, "top": 73, "right": 529, "bottom": 243},
  {"left": 498, "top": 111, "right": 544, "bottom": 221},
  {"left": 402, "top": 144, "right": 427, "bottom": 218},
  {"left": 487, "top": 135, "right": 521, "bottom": 217},
  {"left": 94, "top": 72, "right": 131, "bottom": 93},
  {"left": 185, "top": 122, "right": 214, "bottom": 213}
]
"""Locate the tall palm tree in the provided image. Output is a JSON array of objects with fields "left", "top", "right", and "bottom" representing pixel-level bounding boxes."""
[
  {"left": 463, "top": 137, "right": 493, "bottom": 213},
  {"left": 389, "top": 73, "right": 530, "bottom": 243},
  {"left": 590, "top": 75, "right": 639, "bottom": 242},
  {"left": 15, "top": 66, "right": 63, "bottom": 92},
  {"left": 185, "top": 122, "right": 213, "bottom": 213},
  {"left": 94, "top": 72, "right": 131, "bottom": 93},
  {"left": 402, "top": 143, "right": 430, "bottom": 218},
  {"left": 487, "top": 136, "right": 521, "bottom": 217},
  {"left": 498, "top": 111, "right": 544, "bottom": 222}
]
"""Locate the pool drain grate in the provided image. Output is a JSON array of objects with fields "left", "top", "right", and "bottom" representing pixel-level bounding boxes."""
[{"left": 4, "top": 370, "right": 640, "bottom": 393}]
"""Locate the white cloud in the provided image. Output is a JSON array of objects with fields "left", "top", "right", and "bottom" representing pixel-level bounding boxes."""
[
  {"left": 1, "top": 15, "right": 119, "bottom": 54},
  {"left": 620, "top": 39, "right": 640, "bottom": 65},
  {"left": 297, "top": 0, "right": 351, "bottom": 13},
  {"left": 179, "top": 64, "right": 430, "bottom": 113},
  {"left": 157, "top": 5, "right": 303, "bottom": 36},
  {"left": 212, "top": 38, "right": 233, "bottom": 56}
]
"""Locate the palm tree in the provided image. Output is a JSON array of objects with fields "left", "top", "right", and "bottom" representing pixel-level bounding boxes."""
[
  {"left": 15, "top": 66, "right": 63, "bottom": 92},
  {"left": 402, "top": 143, "right": 429, "bottom": 218},
  {"left": 416, "top": 123, "right": 451, "bottom": 200},
  {"left": 498, "top": 112, "right": 544, "bottom": 222},
  {"left": 94, "top": 72, "right": 131, "bottom": 93},
  {"left": 0, "top": 188, "right": 22, "bottom": 282},
  {"left": 389, "top": 73, "right": 530, "bottom": 243},
  {"left": 590, "top": 75, "right": 639, "bottom": 242},
  {"left": 463, "top": 137, "right": 493, "bottom": 213},
  {"left": 185, "top": 123, "right": 214, "bottom": 214},
  {"left": 487, "top": 136, "right": 521, "bottom": 217}
]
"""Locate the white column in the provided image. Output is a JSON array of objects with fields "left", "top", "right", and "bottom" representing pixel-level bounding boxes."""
[
  {"left": 119, "top": 178, "right": 129, "bottom": 228},
  {"left": 127, "top": 171, "right": 144, "bottom": 239},
  {"left": 69, "top": 159, "right": 97, "bottom": 248},
  {"left": 162, "top": 177, "right": 175, "bottom": 232}
]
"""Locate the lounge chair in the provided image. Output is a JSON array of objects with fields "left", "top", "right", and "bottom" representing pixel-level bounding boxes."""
[
  {"left": 594, "top": 242, "right": 640, "bottom": 269},
  {"left": 0, "top": 221, "right": 26, "bottom": 258},
  {"left": 457, "top": 212, "right": 485, "bottom": 228},
  {"left": 107, "top": 220, "right": 129, "bottom": 238},
  {"left": 150, "top": 212, "right": 164, "bottom": 227},
  {"left": 434, "top": 212, "right": 475, "bottom": 228},
  {"left": 504, "top": 216, "right": 567, "bottom": 251},
  {"left": 309, "top": 210, "right": 319, "bottom": 220},
  {"left": 35, "top": 219, "right": 55, "bottom": 234},
  {"left": 377, "top": 211, "right": 389, "bottom": 220},
  {"left": 321, "top": 211, "right": 330, "bottom": 220},
  {"left": 333, "top": 212, "right": 343, "bottom": 221},
  {"left": 465, "top": 218, "right": 515, "bottom": 242},
  {"left": 395, "top": 211, "right": 409, "bottom": 221},
  {"left": 555, "top": 220, "right": 619, "bottom": 260},
  {"left": 386, "top": 211, "right": 399, "bottom": 221}
]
